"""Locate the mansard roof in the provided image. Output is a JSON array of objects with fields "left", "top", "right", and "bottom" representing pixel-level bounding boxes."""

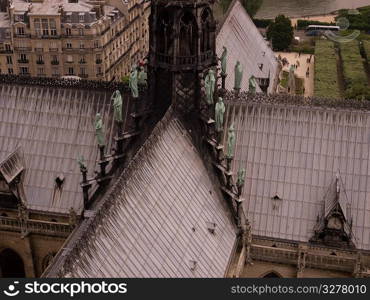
[
  {"left": 223, "top": 93, "right": 370, "bottom": 250},
  {"left": 216, "top": 0, "right": 279, "bottom": 93},
  {"left": 45, "top": 108, "right": 236, "bottom": 278},
  {"left": 0, "top": 82, "right": 125, "bottom": 214}
]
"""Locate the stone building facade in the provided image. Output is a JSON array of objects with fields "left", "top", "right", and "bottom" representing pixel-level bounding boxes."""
[{"left": 0, "top": 0, "right": 149, "bottom": 81}]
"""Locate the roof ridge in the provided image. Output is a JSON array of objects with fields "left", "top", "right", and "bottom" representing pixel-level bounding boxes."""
[{"left": 43, "top": 105, "right": 176, "bottom": 277}]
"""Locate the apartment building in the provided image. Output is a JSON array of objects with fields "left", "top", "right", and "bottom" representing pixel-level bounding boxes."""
[{"left": 0, "top": 0, "right": 149, "bottom": 81}]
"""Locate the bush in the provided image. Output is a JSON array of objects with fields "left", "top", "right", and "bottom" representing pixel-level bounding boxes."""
[{"left": 336, "top": 7, "right": 370, "bottom": 31}]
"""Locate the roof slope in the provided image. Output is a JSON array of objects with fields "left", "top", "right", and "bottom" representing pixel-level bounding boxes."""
[
  {"left": 0, "top": 84, "right": 116, "bottom": 214},
  {"left": 52, "top": 110, "right": 236, "bottom": 278},
  {"left": 216, "top": 0, "right": 278, "bottom": 93},
  {"left": 224, "top": 96, "right": 370, "bottom": 250}
]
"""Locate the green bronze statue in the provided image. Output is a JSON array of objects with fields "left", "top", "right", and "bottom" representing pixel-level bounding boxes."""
[
  {"left": 95, "top": 113, "right": 105, "bottom": 147},
  {"left": 129, "top": 65, "right": 139, "bottom": 98},
  {"left": 77, "top": 155, "right": 86, "bottom": 171},
  {"left": 204, "top": 69, "right": 216, "bottom": 105},
  {"left": 215, "top": 97, "right": 226, "bottom": 133},
  {"left": 236, "top": 167, "right": 246, "bottom": 188},
  {"left": 111, "top": 90, "right": 123, "bottom": 122},
  {"left": 249, "top": 75, "right": 257, "bottom": 94},
  {"left": 220, "top": 46, "right": 227, "bottom": 75},
  {"left": 226, "top": 123, "right": 236, "bottom": 159},
  {"left": 138, "top": 67, "right": 147, "bottom": 85},
  {"left": 234, "top": 61, "right": 243, "bottom": 90}
]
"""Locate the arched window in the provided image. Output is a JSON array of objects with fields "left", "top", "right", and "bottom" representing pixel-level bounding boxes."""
[
  {"left": 179, "top": 12, "right": 197, "bottom": 56},
  {"left": 200, "top": 8, "right": 212, "bottom": 52},
  {"left": 262, "top": 271, "right": 282, "bottom": 278},
  {"left": 157, "top": 10, "right": 173, "bottom": 55},
  {"left": 0, "top": 248, "right": 25, "bottom": 278}
]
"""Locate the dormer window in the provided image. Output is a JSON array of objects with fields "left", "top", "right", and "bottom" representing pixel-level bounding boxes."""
[
  {"left": 79, "top": 13, "right": 85, "bottom": 23},
  {"left": 15, "top": 14, "right": 24, "bottom": 23}
]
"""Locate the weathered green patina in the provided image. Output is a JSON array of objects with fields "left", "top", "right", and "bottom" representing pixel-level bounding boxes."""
[
  {"left": 204, "top": 69, "right": 216, "bottom": 105},
  {"left": 95, "top": 113, "right": 105, "bottom": 147},
  {"left": 129, "top": 66, "right": 139, "bottom": 98},
  {"left": 234, "top": 61, "right": 243, "bottom": 90},
  {"left": 226, "top": 123, "right": 236, "bottom": 159},
  {"left": 111, "top": 90, "right": 123, "bottom": 122},
  {"left": 215, "top": 97, "right": 226, "bottom": 132},
  {"left": 249, "top": 75, "right": 257, "bottom": 93}
]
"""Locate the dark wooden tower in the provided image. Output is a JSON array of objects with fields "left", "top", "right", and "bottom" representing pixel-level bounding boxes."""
[{"left": 148, "top": 0, "right": 218, "bottom": 114}]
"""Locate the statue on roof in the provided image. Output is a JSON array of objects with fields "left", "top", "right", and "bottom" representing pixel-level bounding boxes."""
[
  {"left": 236, "top": 168, "right": 246, "bottom": 188},
  {"left": 95, "top": 113, "right": 105, "bottom": 147},
  {"left": 204, "top": 69, "right": 216, "bottom": 105},
  {"left": 226, "top": 123, "right": 236, "bottom": 159},
  {"left": 129, "top": 65, "right": 139, "bottom": 98},
  {"left": 249, "top": 75, "right": 257, "bottom": 94},
  {"left": 111, "top": 90, "right": 123, "bottom": 122},
  {"left": 138, "top": 67, "right": 147, "bottom": 85},
  {"left": 215, "top": 97, "right": 225, "bottom": 132},
  {"left": 220, "top": 46, "right": 227, "bottom": 75},
  {"left": 234, "top": 61, "right": 243, "bottom": 90},
  {"left": 77, "top": 155, "right": 86, "bottom": 171}
]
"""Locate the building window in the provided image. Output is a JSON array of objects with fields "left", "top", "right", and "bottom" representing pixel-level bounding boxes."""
[
  {"left": 20, "top": 67, "right": 29, "bottom": 75},
  {"left": 66, "top": 42, "right": 72, "bottom": 49},
  {"left": 79, "top": 13, "right": 85, "bottom": 23},
  {"left": 52, "top": 67, "right": 59, "bottom": 77},
  {"left": 66, "top": 28, "right": 71, "bottom": 36},
  {"left": 67, "top": 55, "right": 73, "bottom": 63},
  {"left": 37, "top": 68, "right": 44, "bottom": 76},
  {"left": 79, "top": 42, "right": 84, "bottom": 49},
  {"left": 68, "top": 67, "right": 74, "bottom": 75},
  {"left": 8, "top": 68, "right": 13, "bottom": 74},
  {"left": 42, "top": 19, "right": 49, "bottom": 36},
  {"left": 37, "top": 55, "right": 44, "bottom": 64},
  {"left": 94, "top": 40, "right": 99, "bottom": 48},
  {"left": 79, "top": 55, "right": 86, "bottom": 63},
  {"left": 78, "top": 28, "right": 84, "bottom": 36},
  {"left": 6, "top": 56, "right": 12, "bottom": 64},
  {"left": 34, "top": 18, "right": 41, "bottom": 36},
  {"left": 80, "top": 67, "right": 86, "bottom": 75},
  {"left": 50, "top": 19, "right": 57, "bottom": 36},
  {"left": 5, "top": 44, "right": 11, "bottom": 51},
  {"left": 16, "top": 27, "right": 25, "bottom": 35},
  {"left": 19, "top": 53, "right": 27, "bottom": 62}
]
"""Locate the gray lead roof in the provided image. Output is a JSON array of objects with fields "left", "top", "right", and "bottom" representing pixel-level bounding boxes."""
[
  {"left": 54, "top": 110, "right": 236, "bottom": 278},
  {"left": 224, "top": 96, "right": 370, "bottom": 250},
  {"left": 216, "top": 0, "right": 279, "bottom": 93},
  {"left": 0, "top": 84, "right": 115, "bottom": 214}
]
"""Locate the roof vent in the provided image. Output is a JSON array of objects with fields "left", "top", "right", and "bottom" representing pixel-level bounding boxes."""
[
  {"left": 189, "top": 260, "right": 197, "bottom": 271},
  {"left": 258, "top": 63, "right": 264, "bottom": 71},
  {"left": 55, "top": 174, "right": 65, "bottom": 189},
  {"left": 206, "top": 221, "right": 216, "bottom": 234}
]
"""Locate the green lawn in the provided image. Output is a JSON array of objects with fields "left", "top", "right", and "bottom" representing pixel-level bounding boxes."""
[
  {"left": 363, "top": 40, "right": 370, "bottom": 62},
  {"left": 314, "top": 40, "right": 341, "bottom": 98},
  {"left": 340, "top": 41, "right": 370, "bottom": 100}
]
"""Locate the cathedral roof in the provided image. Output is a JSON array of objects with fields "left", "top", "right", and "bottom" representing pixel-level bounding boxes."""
[
  {"left": 0, "top": 83, "right": 123, "bottom": 214},
  {"left": 45, "top": 108, "right": 236, "bottom": 277},
  {"left": 216, "top": 0, "right": 279, "bottom": 93},
  {"left": 223, "top": 93, "right": 370, "bottom": 250}
]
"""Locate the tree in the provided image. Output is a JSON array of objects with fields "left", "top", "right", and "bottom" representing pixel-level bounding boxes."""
[{"left": 266, "top": 15, "right": 294, "bottom": 51}]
